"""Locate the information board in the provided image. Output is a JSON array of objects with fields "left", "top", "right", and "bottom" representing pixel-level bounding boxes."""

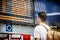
[{"left": 0, "top": 0, "right": 34, "bottom": 26}]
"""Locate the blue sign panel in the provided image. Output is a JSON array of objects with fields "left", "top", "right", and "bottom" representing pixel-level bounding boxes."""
[{"left": 6, "top": 23, "right": 12, "bottom": 32}]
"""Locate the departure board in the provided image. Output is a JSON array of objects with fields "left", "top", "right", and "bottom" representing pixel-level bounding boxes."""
[{"left": 0, "top": 0, "right": 34, "bottom": 26}]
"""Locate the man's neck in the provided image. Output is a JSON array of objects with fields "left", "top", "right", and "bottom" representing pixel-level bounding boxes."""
[{"left": 39, "top": 22, "right": 46, "bottom": 25}]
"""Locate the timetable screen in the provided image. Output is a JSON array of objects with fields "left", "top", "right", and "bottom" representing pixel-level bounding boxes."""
[{"left": 0, "top": 0, "right": 34, "bottom": 26}]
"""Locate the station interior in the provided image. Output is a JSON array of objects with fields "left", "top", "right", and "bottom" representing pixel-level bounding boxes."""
[{"left": 0, "top": 0, "right": 60, "bottom": 40}]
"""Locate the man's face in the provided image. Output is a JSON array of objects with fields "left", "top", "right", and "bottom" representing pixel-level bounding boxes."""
[{"left": 37, "top": 16, "right": 41, "bottom": 24}]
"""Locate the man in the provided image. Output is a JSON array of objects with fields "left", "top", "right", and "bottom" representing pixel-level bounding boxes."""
[{"left": 34, "top": 12, "right": 50, "bottom": 40}]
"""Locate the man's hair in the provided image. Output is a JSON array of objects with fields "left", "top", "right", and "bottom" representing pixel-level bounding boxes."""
[{"left": 38, "top": 12, "right": 47, "bottom": 22}]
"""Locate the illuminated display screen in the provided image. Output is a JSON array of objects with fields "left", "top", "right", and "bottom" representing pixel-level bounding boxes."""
[{"left": 0, "top": 0, "right": 34, "bottom": 26}]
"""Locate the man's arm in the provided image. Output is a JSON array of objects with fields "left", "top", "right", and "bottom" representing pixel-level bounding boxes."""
[
  {"left": 35, "top": 38, "right": 41, "bottom": 40},
  {"left": 34, "top": 26, "right": 41, "bottom": 40}
]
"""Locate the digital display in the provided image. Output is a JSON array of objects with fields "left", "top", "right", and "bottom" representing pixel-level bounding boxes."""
[{"left": 0, "top": 0, "right": 34, "bottom": 26}]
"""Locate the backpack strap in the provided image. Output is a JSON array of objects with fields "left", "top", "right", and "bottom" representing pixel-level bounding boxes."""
[{"left": 41, "top": 25, "right": 49, "bottom": 32}]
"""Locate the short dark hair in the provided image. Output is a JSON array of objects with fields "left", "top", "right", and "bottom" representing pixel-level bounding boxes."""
[{"left": 38, "top": 12, "right": 47, "bottom": 22}]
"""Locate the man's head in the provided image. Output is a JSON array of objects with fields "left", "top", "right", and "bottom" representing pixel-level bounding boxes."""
[{"left": 37, "top": 12, "right": 47, "bottom": 24}]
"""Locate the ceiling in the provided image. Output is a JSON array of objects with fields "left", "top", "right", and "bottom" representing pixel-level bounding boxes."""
[{"left": 46, "top": 0, "right": 60, "bottom": 5}]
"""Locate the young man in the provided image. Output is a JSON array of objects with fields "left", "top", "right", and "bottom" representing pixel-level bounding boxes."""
[{"left": 34, "top": 12, "right": 50, "bottom": 40}]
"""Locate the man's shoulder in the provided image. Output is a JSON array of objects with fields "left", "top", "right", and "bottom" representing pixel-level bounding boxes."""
[
  {"left": 35, "top": 25, "right": 43, "bottom": 30},
  {"left": 43, "top": 24, "right": 50, "bottom": 30},
  {"left": 35, "top": 25, "right": 42, "bottom": 28}
]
